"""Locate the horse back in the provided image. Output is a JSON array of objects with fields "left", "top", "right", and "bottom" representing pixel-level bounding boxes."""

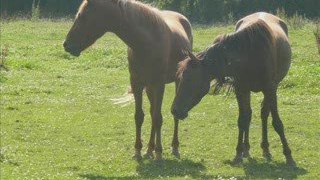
[
  {"left": 236, "top": 12, "right": 291, "bottom": 85},
  {"left": 236, "top": 12, "right": 288, "bottom": 37}
]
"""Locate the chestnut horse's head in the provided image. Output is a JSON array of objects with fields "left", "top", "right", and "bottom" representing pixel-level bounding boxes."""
[
  {"left": 63, "top": 0, "right": 118, "bottom": 56},
  {"left": 172, "top": 43, "right": 231, "bottom": 120}
]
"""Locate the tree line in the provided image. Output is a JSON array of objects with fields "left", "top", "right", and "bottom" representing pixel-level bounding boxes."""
[{"left": 1, "top": 0, "right": 319, "bottom": 22}]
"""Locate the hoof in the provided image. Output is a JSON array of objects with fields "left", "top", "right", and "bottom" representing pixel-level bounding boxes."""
[
  {"left": 232, "top": 156, "right": 243, "bottom": 165},
  {"left": 155, "top": 152, "right": 162, "bottom": 161},
  {"left": 132, "top": 154, "right": 142, "bottom": 161},
  {"left": 263, "top": 152, "right": 272, "bottom": 161},
  {"left": 286, "top": 159, "right": 297, "bottom": 168},
  {"left": 171, "top": 148, "right": 180, "bottom": 159},
  {"left": 143, "top": 151, "right": 154, "bottom": 159},
  {"left": 243, "top": 151, "right": 251, "bottom": 158}
]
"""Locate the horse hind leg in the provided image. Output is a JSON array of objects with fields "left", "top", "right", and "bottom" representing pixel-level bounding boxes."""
[
  {"left": 268, "top": 89, "right": 296, "bottom": 167},
  {"left": 132, "top": 83, "right": 145, "bottom": 161},
  {"left": 260, "top": 97, "right": 272, "bottom": 161}
]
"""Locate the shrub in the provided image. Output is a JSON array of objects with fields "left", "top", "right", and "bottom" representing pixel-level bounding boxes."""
[{"left": 31, "top": 0, "right": 40, "bottom": 21}]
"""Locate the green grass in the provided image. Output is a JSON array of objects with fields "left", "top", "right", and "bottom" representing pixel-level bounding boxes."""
[{"left": 1, "top": 19, "right": 319, "bottom": 179}]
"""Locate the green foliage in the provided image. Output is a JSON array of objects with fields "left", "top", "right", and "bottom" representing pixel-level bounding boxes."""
[
  {"left": 144, "top": 0, "right": 320, "bottom": 23},
  {"left": 2, "top": 0, "right": 320, "bottom": 22},
  {"left": 276, "top": 8, "right": 308, "bottom": 29},
  {"left": 1, "top": 20, "right": 320, "bottom": 179},
  {"left": 288, "top": 12, "right": 308, "bottom": 29}
]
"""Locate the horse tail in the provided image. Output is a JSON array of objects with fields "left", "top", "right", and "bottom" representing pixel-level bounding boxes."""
[{"left": 110, "top": 87, "right": 135, "bottom": 107}]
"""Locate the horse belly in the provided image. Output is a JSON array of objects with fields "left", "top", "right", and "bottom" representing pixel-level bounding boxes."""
[
  {"left": 239, "top": 69, "right": 268, "bottom": 92},
  {"left": 129, "top": 59, "right": 168, "bottom": 85}
]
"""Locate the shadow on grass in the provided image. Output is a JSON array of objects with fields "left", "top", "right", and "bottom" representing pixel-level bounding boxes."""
[
  {"left": 80, "top": 158, "right": 307, "bottom": 179},
  {"left": 80, "top": 158, "right": 231, "bottom": 179},
  {"left": 224, "top": 158, "right": 308, "bottom": 179},
  {"left": 136, "top": 159, "right": 205, "bottom": 178}
]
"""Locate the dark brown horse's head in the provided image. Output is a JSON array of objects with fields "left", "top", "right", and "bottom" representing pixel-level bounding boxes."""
[
  {"left": 172, "top": 41, "right": 238, "bottom": 120},
  {"left": 171, "top": 50, "right": 211, "bottom": 120},
  {"left": 63, "top": 0, "right": 119, "bottom": 56}
]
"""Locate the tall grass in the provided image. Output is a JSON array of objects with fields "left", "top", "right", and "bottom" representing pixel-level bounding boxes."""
[
  {"left": 31, "top": 0, "right": 40, "bottom": 21},
  {"left": 0, "top": 46, "right": 9, "bottom": 71},
  {"left": 314, "top": 23, "right": 320, "bottom": 54},
  {"left": 276, "top": 8, "right": 308, "bottom": 29}
]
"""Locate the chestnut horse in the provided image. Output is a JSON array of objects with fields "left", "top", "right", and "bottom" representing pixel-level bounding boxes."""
[
  {"left": 63, "top": 0, "right": 192, "bottom": 160},
  {"left": 172, "top": 12, "right": 296, "bottom": 166}
]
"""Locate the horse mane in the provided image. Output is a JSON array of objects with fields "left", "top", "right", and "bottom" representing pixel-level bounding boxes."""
[
  {"left": 77, "top": 0, "right": 168, "bottom": 34},
  {"left": 120, "top": 0, "right": 166, "bottom": 26},
  {"left": 76, "top": 0, "right": 89, "bottom": 18}
]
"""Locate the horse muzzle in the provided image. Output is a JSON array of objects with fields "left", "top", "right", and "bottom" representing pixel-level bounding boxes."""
[
  {"left": 171, "top": 108, "right": 188, "bottom": 120},
  {"left": 63, "top": 41, "right": 81, "bottom": 57}
]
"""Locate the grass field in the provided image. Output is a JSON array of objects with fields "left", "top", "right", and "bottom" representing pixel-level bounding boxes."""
[{"left": 1, "top": 19, "right": 319, "bottom": 179}]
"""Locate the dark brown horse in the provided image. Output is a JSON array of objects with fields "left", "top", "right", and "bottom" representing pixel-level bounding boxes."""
[
  {"left": 172, "top": 12, "right": 296, "bottom": 166},
  {"left": 63, "top": 0, "right": 192, "bottom": 160}
]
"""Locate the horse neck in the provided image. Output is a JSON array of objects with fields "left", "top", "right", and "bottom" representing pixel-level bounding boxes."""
[{"left": 108, "top": 1, "right": 167, "bottom": 52}]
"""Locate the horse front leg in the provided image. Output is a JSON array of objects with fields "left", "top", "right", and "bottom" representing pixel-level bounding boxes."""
[
  {"left": 172, "top": 80, "right": 180, "bottom": 158},
  {"left": 131, "top": 82, "right": 145, "bottom": 161},
  {"left": 146, "top": 83, "right": 165, "bottom": 161},
  {"left": 233, "top": 89, "right": 252, "bottom": 164},
  {"left": 144, "top": 105, "right": 155, "bottom": 159},
  {"left": 171, "top": 118, "right": 180, "bottom": 158}
]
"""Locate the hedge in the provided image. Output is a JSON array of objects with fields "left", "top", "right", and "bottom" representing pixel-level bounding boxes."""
[{"left": 1, "top": 0, "right": 319, "bottom": 22}]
